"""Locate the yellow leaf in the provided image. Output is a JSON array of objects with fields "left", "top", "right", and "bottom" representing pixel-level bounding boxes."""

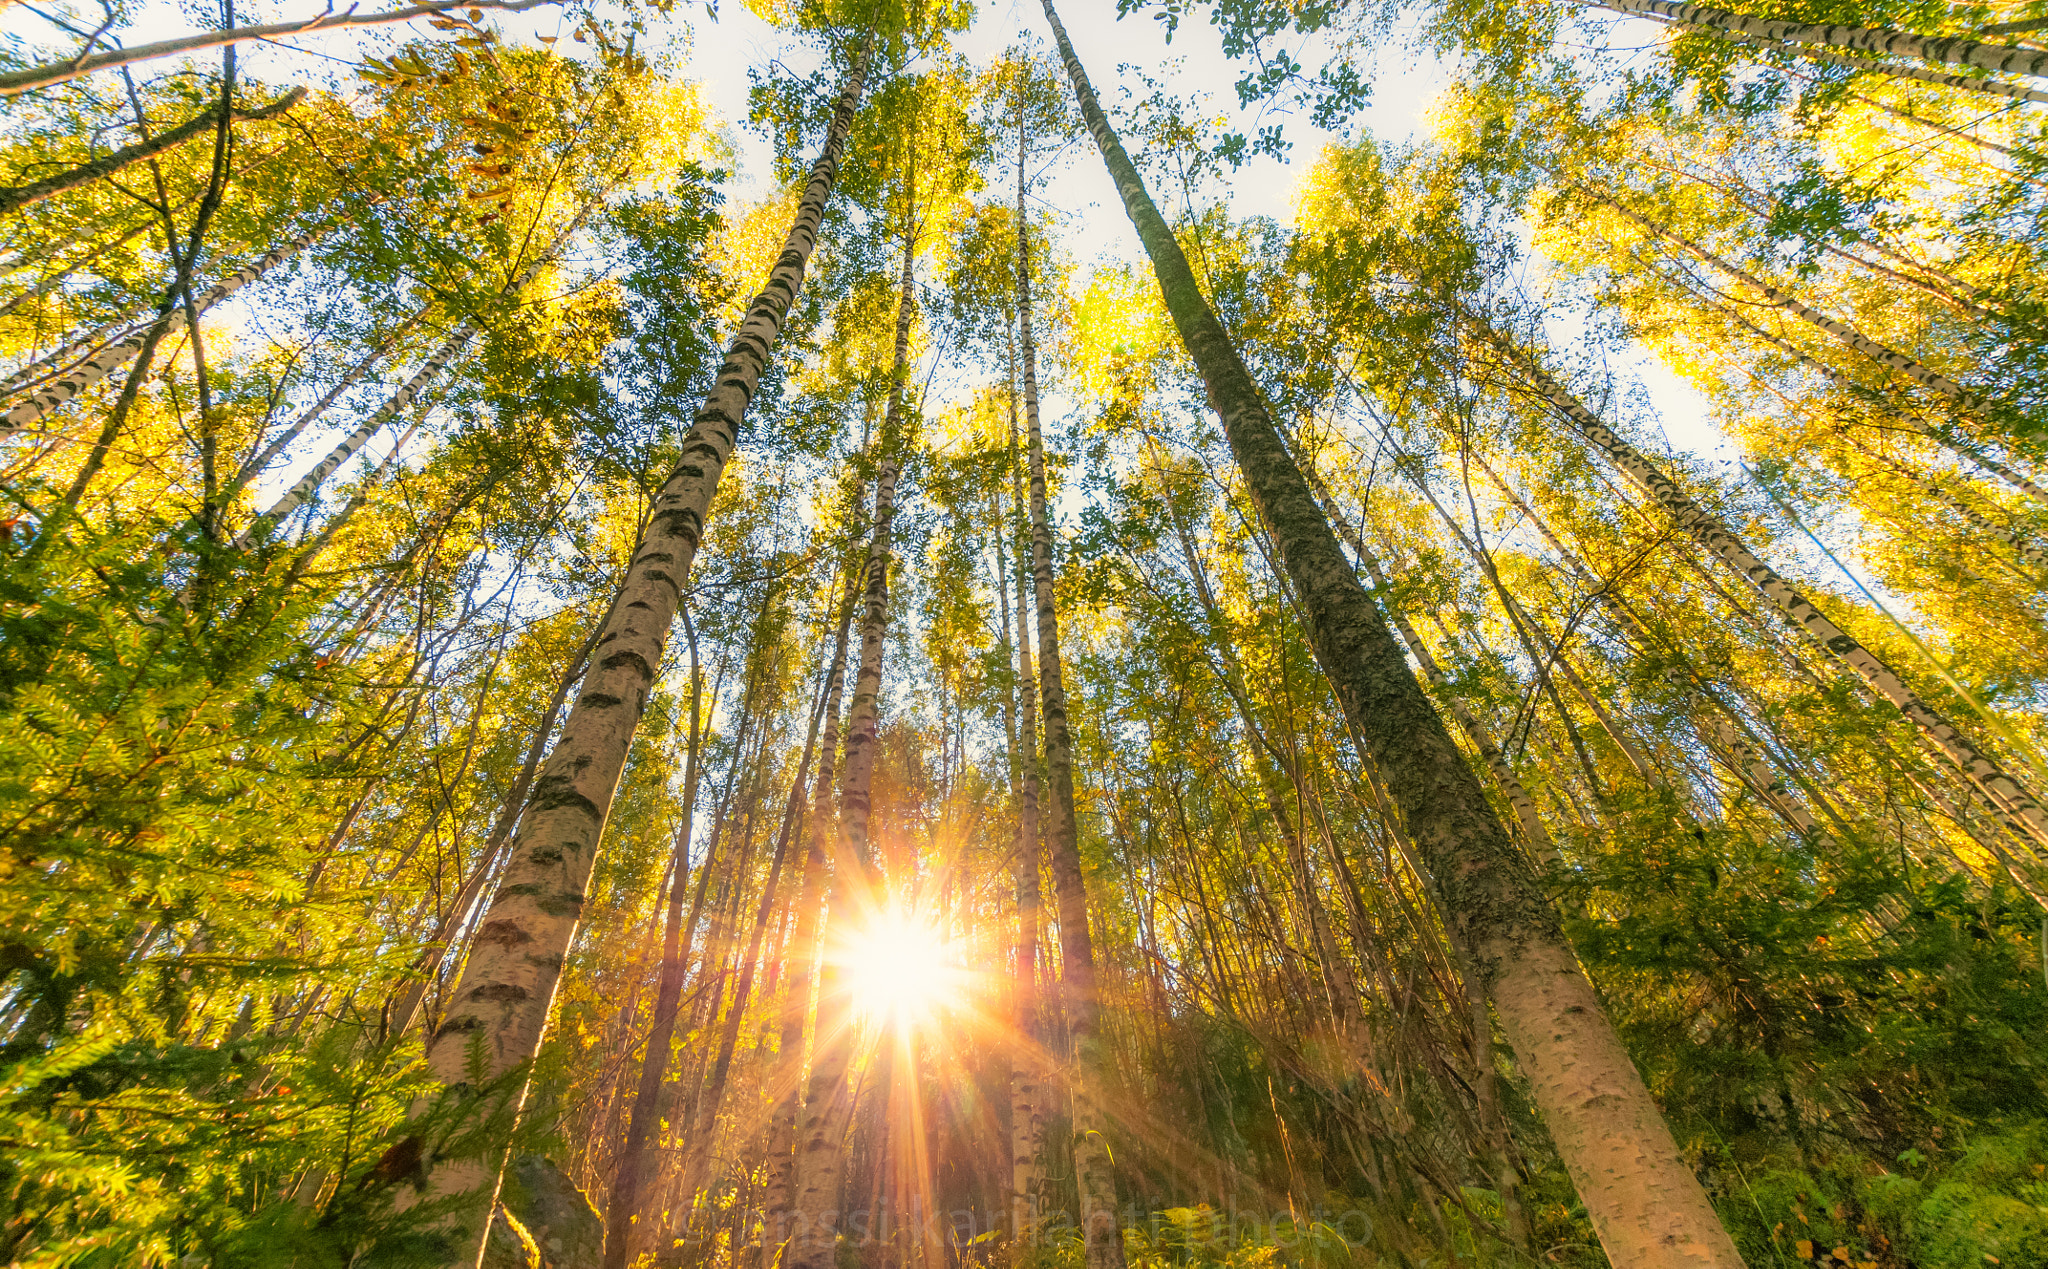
[
  {"left": 1796, "top": 1243, "right": 1813, "bottom": 1259},
  {"left": 467, "top": 186, "right": 511, "bottom": 200},
  {"left": 452, "top": 48, "right": 472, "bottom": 76}
]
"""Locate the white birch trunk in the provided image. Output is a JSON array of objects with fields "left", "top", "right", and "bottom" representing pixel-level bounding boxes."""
[
  {"left": 1476, "top": 319, "right": 2048, "bottom": 857},
  {"left": 1585, "top": 0, "right": 2048, "bottom": 81},
  {"left": 394, "top": 40, "right": 874, "bottom": 1267},
  {"left": 1600, "top": 197, "right": 1992, "bottom": 413},
  {"left": 3, "top": 224, "right": 329, "bottom": 434}
]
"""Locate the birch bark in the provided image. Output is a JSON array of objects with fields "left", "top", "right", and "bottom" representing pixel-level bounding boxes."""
[
  {"left": 1015, "top": 126, "right": 1127, "bottom": 1269},
  {"left": 4, "top": 222, "right": 329, "bottom": 433},
  {"left": 1581, "top": 0, "right": 2048, "bottom": 80},
  {"left": 1474, "top": 319, "right": 2048, "bottom": 857},
  {"left": 785, "top": 177, "right": 917, "bottom": 1269},
  {"left": 1041, "top": 4, "right": 1745, "bottom": 1263},
  {"left": 395, "top": 38, "right": 874, "bottom": 1265},
  {"left": 1005, "top": 205, "right": 1049, "bottom": 1257}
]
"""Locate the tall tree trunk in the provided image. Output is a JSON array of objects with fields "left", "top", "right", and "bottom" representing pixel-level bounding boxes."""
[
  {"left": 1014, "top": 123, "right": 1126, "bottom": 1269},
  {"left": 245, "top": 203, "right": 594, "bottom": 542},
  {"left": 786, "top": 166, "right": 917, "bottom": 1269},
  {"left": 1584, "top": 0, "right": 2048, "bottom": 80},
  {"left": 396, "top": 38, "right": 873, "bottom": 1265},
  {"left": 223, "top": 302, "right": 430, "bottom": 502},
  {"left": 1657, "top": 20, "right": 2048, "bottom": 103},
  {"left": 1633, "top": 251, "right": 2048, "bottom": 507},
  {"left": 1475, "top": 316, "right": 2048, "bottom": 861},
  {"left": 241, "top": 327, "right": 473, "bottom": 541},
  {"left": 601, "top": 612, "right": 713, "bottom": 1269},
  {"left": 0, "top": 87, "right": 304, "bottom": 217},
  {"left": 4, "top": 222, "right": 329, "bottom": 434},
  {"left": 385, "top": 604, "right": 612, "bottom": 1040},
  {"left": 1040, "top": 6, "right": 1745, "bottom": 1264},
  {"left": 1597, "top": 194, "right": 1993, "bottom": 414},
  {"left": 761, "top": 558, "right": 861, "bottom": 1265},
  {"left": 1004, "top": 235, "right": 1048, "bottom": 1258},
  {"left": 1162, "top": 483, "right": 1357, "bottom": 1022}
]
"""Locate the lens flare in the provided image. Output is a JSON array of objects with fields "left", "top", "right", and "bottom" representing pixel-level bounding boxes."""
[{"left": 839, "top": 909, "right": 958, "bottom": 1024}]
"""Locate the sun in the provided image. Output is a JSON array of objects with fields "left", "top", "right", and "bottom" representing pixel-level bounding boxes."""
[{"left": 839, "top": 909, "right": 959, "bottom": 1025}]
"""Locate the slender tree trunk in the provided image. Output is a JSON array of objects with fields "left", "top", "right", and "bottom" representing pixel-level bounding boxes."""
[
  {"left": 761, "top": 559, "right": 860, "bottom": 1266},
  {"left": 1598, "top": 194, "right": 1993, "bottom": 414},
  {"left": 786, "top": 167, "right": 917, "bottom": 1269},
  {"left": 1842, "top": 433, "right": 2046, "bottom": 565},
  {"left": 396, "top": 38, "right": 873, "bottom": 1265},
  {"left": 1662, "top": 21, "right": 2048, "bottom": 103},
  {"left": 601, "top": 613, "right": 711, "bottom": 1269},
  {"left": 1004, "top": 273, "right": 1048, "bottom": 1260},
  {"left": 1583, "top": 0, "right": 2048, "bottom": 81},
  {"left": 1163, "top": 487, "right": 1357, "bottom": 1021},
  {"left": 5, "top": 223, "right": 329, "bottom": 434},
  {"left": 223, "top": 303, "right": 429, "bottom": 502},
  {"left": 241, "top": 327, "right": 473, "bottom": 540},
  {"left": 0, "top": 87, "right": 304, "bottom": 217},
  {"left": 1476, "top": 317, "right": 2048, "bottom": 859},
  {"left": 1014, "top": 125, "right": 1126, "bottom": 1269},
  {"left": 245, "top": 204, "right": 592, "bottom": 542},
  {"left": 688, "top": 657, "right": 832, "bottom": 1233},
  {"left": 1040, "top": 6, "right": 1745, "bottom": 1264}
]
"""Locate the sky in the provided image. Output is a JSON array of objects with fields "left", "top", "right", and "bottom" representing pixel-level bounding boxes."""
[{"left": 0, "top": 0, "right": 1732, "bottom": 473}]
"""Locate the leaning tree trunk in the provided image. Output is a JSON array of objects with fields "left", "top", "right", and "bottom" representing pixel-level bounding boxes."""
[
  {"left": 1655, "top": 21, "right": 2048, "bottom": 103},
  {"left": 244, "top": 203, "right": 593, "bottom": 543},
  {"left": 1474, "top": 316, "right": 2048, "bottom": 863},
  {"left": 1597, "top": 194, "right": 1994, "bottom": 415},
  {"left": 1164, "top": 487, "right": 1358, "bottom": 1021},
  {"left": 223, "top": 302, "right": 429, "bottom": 502},
  {"left": 1014, "top": 129, "right": 1126, "bottom": 1269},
  {"left": 1583, "top": 0, "right": 2048, "bottom": 80},
  {"left": 759, "top": 557, "right": 860, "bottom": 1265},
  {"left": 1841, "top": 434, "right": 2047, "bottom": 566},
  {"left": 393, "top": 36, "right": 874, "bottom": 1267},
  {"left": 239, "top": 327, "right": 473, "bottom": 541},
  {"left": 3, "top": 222, "right": 330, "bottom": 433},
  {"left": 1040, "top": 4, "right": 1746, "bottom": 1264},
  {"left": 1636, "top": 253, "right": 2048, "bottom": 507},
  {"left": 0, "top": 87, "right": 305, "bottom": 217},
  {"left": 785, "top": 181, "right": 917, "bottom": 1269}
]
